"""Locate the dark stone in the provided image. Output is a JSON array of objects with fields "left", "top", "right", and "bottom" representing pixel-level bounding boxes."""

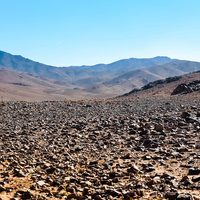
[
  {"left": 192, "top": 175, "right": 200, "bottom": 182},
  {"left": 106, "top": 189, "right": 121, "bottom": 197},
  {"left": 89, "top": 160, "right": 98, "bottom": 165},
  {"left": 144, "top": 167, "right": 155, "bottom": 172},
  {"left": 172, "top": 80, "right": 200, "bottom": 95},
  {"left": 124, "top": 192, "right": 137, "bottom": 198},
  {"left": 181, "top": 112, "right": 191, "bottom": 118},
  {"left": 185, "top": 117, "right": 199, "bottom": 123},
  {"left": 188, "top": 168, "right": 200, "bottom": 175},
  {"left": 0, "top": 185, "right": 6, "bottom": 192},
  {"left": 15, "top": 190, "right": 32, "bottom": 199},
  {"left": 46, "top": 166, "right": 56, "bottom": 174},
  {"left": 172, "top": 84, "right": 189, "bottom": 95},
  {"left": 165, "top": 192, "right": 178, "bottom": 200},
  {"left": 67, "top": 193, "right": 77, "bottom": 199}
]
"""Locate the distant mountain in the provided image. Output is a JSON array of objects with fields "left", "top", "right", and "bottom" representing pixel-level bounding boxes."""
[
  {"left": 71, "top": 71, "right": 126, "bottom": 87},
  {"left": 85, "top": 60, "right": 200, "bottom": 95},
  {"left": 0, "top": 67, "right": 77, "bottom": 101},
  {"left": 146, "top": 60, "right": 200, "bottom": 77},
  {"left": 109, "top": 60, "right": 200, "bottom": 85},
  {"left": 0, "top": 51, "right": 177, "bottom": 85},
  {"left": 70, "top": 56, "right": 177, "bottom": 72},
  {"left": 107, "top": 69, "right": 163, "bottom": 87},
  {"left": 0, "top": 50, "right": 112, "bottom": 83}
]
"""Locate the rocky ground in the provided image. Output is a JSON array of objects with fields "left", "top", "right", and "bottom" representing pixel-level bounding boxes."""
[{"left": 0, "top": 93, "right": 200, "bottom": 200}]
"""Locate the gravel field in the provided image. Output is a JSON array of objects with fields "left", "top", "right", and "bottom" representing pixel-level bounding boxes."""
[{"left": 0, "top": 94, "right": 200, "bottom": 199}]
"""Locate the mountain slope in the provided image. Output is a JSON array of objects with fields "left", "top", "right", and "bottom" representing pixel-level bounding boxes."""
[
  {"left": 0, "top": 68, "right": 121, "bottom": 101},
  {"left": 0, "top": 67, "right": 74, "bottom": 88},
  {"left": 83, "top": 60, "right": 200, "bottom": 96},
  {"left": 106, "top": 60, "right": 200, "bottom": 88},
  {"left": 72, "top": 71, "right": 127, "bottom": 87},
  {"left": 146, "top": 60, "right": 200, "bottom": 77}
]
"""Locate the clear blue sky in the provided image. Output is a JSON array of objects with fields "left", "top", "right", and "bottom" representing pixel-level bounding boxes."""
[{"left": 1, "top": 0, "right": 200, "bottom": 66}]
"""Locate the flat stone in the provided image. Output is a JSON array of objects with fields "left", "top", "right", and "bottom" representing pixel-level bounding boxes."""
[
  {"left": 192, "top": 175, "right": 200, "bottom": 182},
  {"left": 37, "top": 180, "right": 46, "bottom": 187}
]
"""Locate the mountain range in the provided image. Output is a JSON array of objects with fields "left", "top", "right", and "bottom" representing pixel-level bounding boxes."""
[
  {"left": 0, "top": 51, "right": 176, "bottom": 83},
  {"left": 0, "top": 50, "right": 200, "bottom": 100}
]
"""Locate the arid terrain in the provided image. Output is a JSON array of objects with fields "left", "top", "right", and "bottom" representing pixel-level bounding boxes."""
[
  {"left": 1, "top": 0, "right": 200, "bottom": 198},
  {"left": 0, "top": 68, "right": 117, "bottom": 101},
  {"left": 1, "top": 50, "right": 200, "bottom": 100},
  {"left": 0, "top": 70, "right": 200, "bottom": 199}
]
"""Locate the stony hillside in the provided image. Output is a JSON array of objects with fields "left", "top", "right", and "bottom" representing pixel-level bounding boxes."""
[{"left": 122, "top": 70, "right": 200, "bottom": 98}]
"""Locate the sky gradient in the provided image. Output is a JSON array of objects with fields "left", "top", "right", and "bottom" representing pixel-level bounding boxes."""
[{"left": 1, "top": 0, "right": 200, "bottom": 66}]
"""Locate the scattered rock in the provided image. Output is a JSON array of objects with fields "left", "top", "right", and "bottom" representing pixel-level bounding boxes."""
[{"left": 0, "top": 96, "right": 199, "bottom": 199}]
